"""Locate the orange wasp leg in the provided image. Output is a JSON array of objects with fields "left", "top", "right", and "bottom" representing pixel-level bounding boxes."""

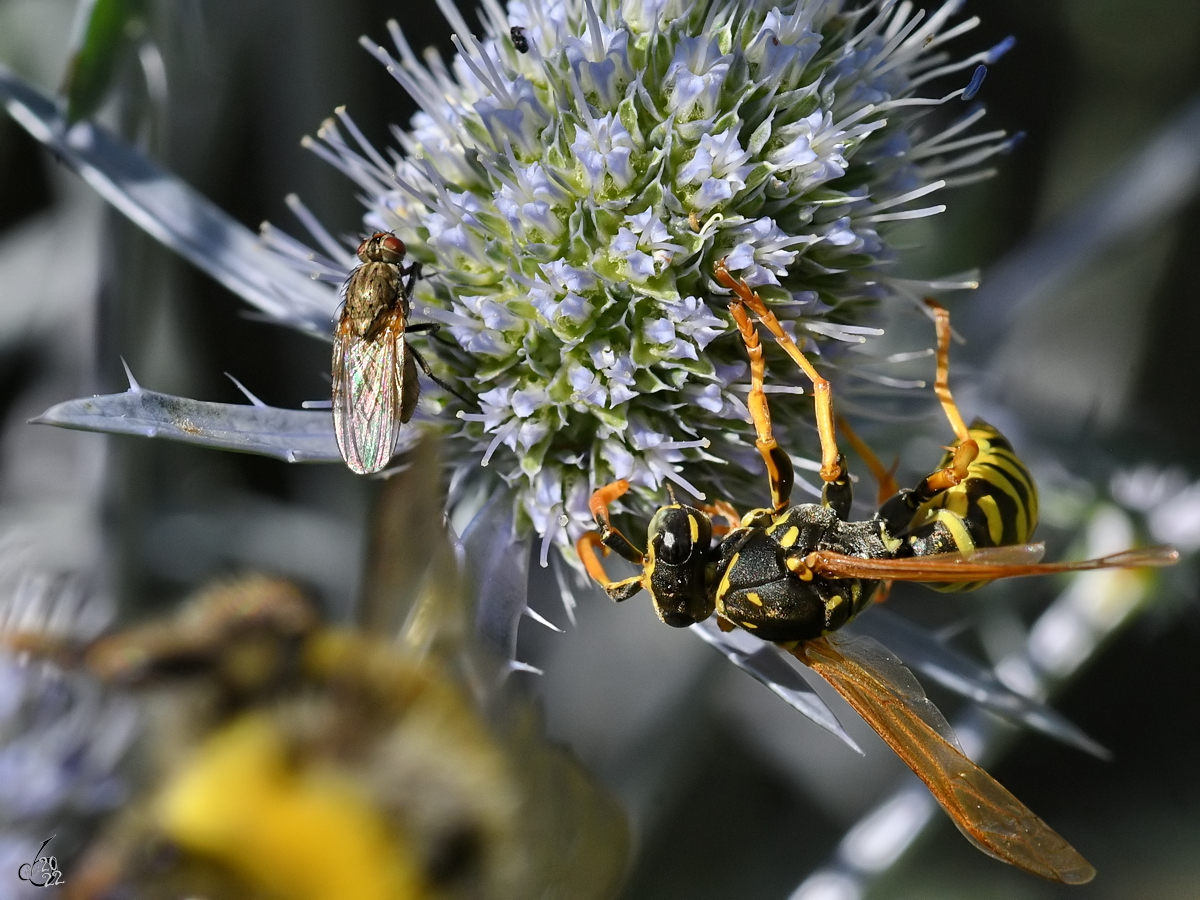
[
  {"left": 576, "top": 479, "right": 647, "bottom": 601},
  {"left": 916, "top": 297, "right": 974, "bottom": 494},
  {"left": 925, "top": 298, "right": 970, "bottom": 445},
  {"left": 724, "top": 289, "right": 796, "bottom": 512},
  {"left": 917, "top": 299, "right": 979, "bottom": 493},
  {"left": 716, "top": 261, "right": 846, "bottom": 492},
  {"left": 836, "top": 414, "right": 900, "bottom": 504},
  {"left": 575, "top": 533, "right": 645, "bottom": 601},
  {"left": 696, "top": 499, "right": 741, "bottom": 536}
]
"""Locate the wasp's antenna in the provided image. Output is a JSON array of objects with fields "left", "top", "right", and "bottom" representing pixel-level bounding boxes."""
[{"left": 665, "top": 483, "right": 678, "bottom": 504}]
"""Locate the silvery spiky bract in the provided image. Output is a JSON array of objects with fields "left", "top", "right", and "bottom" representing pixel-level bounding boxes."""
[{"left": 273, "top": 0, "right": 1015, "bottom": 557}]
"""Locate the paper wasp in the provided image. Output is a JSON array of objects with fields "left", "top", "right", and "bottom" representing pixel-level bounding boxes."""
[
  {"left": 577, "top": 261, "right": 1177, "bottom": 884},
  {"left": 333, "top": 232, "right": 464, "bottom": 475}
]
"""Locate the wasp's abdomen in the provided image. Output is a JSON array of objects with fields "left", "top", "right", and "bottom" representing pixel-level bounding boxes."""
[{"left": 909, "top": 420, "right": 1040, "bottom": 590}]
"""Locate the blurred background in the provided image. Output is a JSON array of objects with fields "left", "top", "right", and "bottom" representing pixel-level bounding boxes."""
[{"left": 0, "top": 0, "right": 1198, "bottom": 897}]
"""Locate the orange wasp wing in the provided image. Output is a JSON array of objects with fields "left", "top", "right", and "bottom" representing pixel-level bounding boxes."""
[
  {"left": 331, "top": 311, "right": 418, "bottom": 475},
  {"left": 810, "top": 544, "right": 1178, "bottom": 583},
  {"left": 788, "top": 633, "right": 1095, "bottom": 884}
]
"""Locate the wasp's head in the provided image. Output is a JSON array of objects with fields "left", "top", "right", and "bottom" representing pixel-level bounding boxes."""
[
  {"left": 644, "top": 504, "right": 715, "bottom": 628},
  {"left": 357, "top": 232, "right": 407, "bottom": 265}
]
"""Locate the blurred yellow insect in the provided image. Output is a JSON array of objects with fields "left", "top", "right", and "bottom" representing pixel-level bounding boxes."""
[{"left": 4, "top": 441, "right": 628, "bottom": 900}]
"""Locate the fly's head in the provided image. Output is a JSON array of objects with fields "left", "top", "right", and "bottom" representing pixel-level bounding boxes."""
[
  {"left": 644, "top": 504, "right": 715, "bottom": 628},
  {"left": 357, "top": 232, "right": 407, "bottom": 265}
]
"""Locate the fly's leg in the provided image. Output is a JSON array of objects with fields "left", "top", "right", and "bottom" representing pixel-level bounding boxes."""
[
  {"left": 406, "top": 340, "right": 472, "bottom": 407},
  {"left": 402, "top": 260, "right": 423, "bottom": 298}
]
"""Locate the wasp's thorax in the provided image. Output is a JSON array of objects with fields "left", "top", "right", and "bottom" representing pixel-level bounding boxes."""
[
  {"left": 344, "top": 233, "right": 409, "bottom": 340},
  {"left": 644, "top": 504, "right": 714, "bottom": 628},
  {"left": 713, "top": 504, "right": 889, "bottom": 642}
]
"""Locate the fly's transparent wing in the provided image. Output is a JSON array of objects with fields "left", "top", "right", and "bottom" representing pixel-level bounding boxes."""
[
  {"left": 789, "top": 633, "right": 1095, "bottom": 884},
  {"left": 332, "top": 313, "right": 404, "bottom": 475}
]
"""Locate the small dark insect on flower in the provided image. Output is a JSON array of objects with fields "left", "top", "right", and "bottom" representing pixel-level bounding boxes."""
[
  {"left": 333, "top": 232, "right": 457, "bottom": 475},
  {"left": 510, "top": 26, "right": 529, "bottom": 53}
]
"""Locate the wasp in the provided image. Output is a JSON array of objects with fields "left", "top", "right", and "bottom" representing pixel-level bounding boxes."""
[
  {"left": 576, "top": 261, "right": 1177, "bottom": 885},
  {"left": 333, "top": 232, "right": 464, "bottom": 475}
]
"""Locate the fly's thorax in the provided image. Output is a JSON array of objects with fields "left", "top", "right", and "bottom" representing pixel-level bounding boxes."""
[
  {"left": 644, "top": 504, "right": 715, "bottom": 628},
  {"left": 344, "top": 261, "right": 406, "bottom": 339}
]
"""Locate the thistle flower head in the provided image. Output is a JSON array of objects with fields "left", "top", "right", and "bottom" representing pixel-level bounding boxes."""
[{"left": 273, "top": 0, "right": 1016, "bottom": 557}]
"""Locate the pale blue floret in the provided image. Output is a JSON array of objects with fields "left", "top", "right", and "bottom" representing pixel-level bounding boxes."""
[
  {"left": 664, "top": 36, "right": 733, "bottom": 120},
  {"left": 571, "top": 115, "right": 635, "bottom": 189}
]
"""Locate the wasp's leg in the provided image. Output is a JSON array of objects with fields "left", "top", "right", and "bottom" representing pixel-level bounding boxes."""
[
  {"left": 717, "top": 261, "right": 847, "bottom": 488},
  {"left": 876, "top": 300, "right": 988, "bottom": 530},
  {"left": 876, "top": 439, "right": 981, "bottom": 538},
  {"left": 576, "top": 532, "right": 645, "bottom": 602},
  {"left": 925, "top": 299, "right": 971, "bottom": 446},
  {"left": 697, "top": 499, "right": 741, "bottom": 536},
  {"left": 837, "top": 415, "right": 900, "bottom": 504},
  {"left": 406, "top": 342, "right": 473, "bottom": 406},
  {"left": 587, "top": 479, "right": 650, "bottom": 566},
  {"left": 725, "top": 295, "right": 797, "bottom": 511}
]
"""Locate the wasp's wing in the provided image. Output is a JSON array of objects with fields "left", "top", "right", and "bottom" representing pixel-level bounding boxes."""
[
  {"left": 332, "top": 312, "right": 405, "bottom": 475},
  {"left": 847, "top": 607, "right": 1110, "bottom": 758},
  {"left": 811, "top": 544, "right": 1177, "bottom": 582},
  {"left": 790, "top": 633, "right": 1095, "bottom": 884}
]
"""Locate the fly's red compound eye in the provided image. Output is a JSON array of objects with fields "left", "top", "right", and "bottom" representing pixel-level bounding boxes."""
[
  {"left": 356, "top": 232, "right": 406, "bottom": 264},
  {"left": 380, "top": 234, "right": 406, "bottom": 259}
]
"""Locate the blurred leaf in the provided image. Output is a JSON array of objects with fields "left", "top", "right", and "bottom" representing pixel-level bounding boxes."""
[
  {"left": 690, "top": 619, "right": 863, "bottom": 753},
  {"left": 505, "top": 705, "right": 631, "bottom": 899},
  {"left": 61, "top": 0, "right": 149, "bottom": 123},
  {"left": 848, "top": 607, "right": 1110, "bottom": 759},
  {"left": 966, "top": 93, "right": 1200, "bottom": 340},
  {"left": 461, "top": 490, "right": 531, "bottom": 665},
  {"left": 0, "top": 66, "right": 337, "bottom": 337}
]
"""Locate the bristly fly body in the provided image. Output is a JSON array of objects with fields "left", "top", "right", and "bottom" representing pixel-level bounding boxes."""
[{"left": 332, "top": 232, "right": 459, "bottom": 475}]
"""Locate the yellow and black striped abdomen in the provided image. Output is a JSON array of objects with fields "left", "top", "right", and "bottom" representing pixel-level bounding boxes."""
[{"left": 907, "top": 421, "right": 1039, "bottom": 591}]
